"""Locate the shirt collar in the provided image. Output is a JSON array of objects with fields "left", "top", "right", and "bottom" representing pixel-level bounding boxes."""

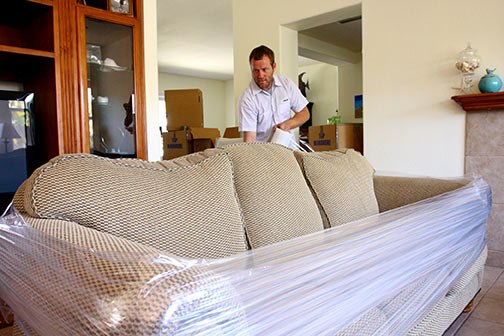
[{"left": 251, "top": 74, "right": 282, "bottom": 96}]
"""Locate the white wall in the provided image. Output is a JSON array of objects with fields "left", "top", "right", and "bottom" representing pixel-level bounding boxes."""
[
  {"left": 338, "top": 61, "right": 362, "bottom": 124},
  {"left": 232, "top": 0, "right": 504, "bottom": 177},
  {"left": 298, "top": 33, "right": 361, "bottom": 65},
  {"left": 298, "top": 61, "right": 362, "bottom": 125},
  {"left": 363, "top": 0, "right": 504, "bottom": 177},
  {"left": 143, "top": 0, "right": 160, "bottom": 161},
  {"left": 145, "top": 1, "right": 234, "bottom": 160},
  {"left": 158, "top": 72, "right": 230, "bottom": 135},
  {"left": 232, "top": 0, "right": 361, "bottom": 101},
  {"left": 298, "top": 63, "right": 339, "bottom": 126},
  {"left": 224, "top": 79, "right": 236, "bottom": 127}
]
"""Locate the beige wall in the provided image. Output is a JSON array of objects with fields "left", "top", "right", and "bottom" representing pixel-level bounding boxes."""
[
  {"left": 338, "top": 61, "right": 362, "bottom": 124},
  {"left": 298, "top": 63, "right": 339, "bottom": 126},
  {"left": 158, "top": 72, "right": 231, "bottom": 135},
  {"left": 232, "top": 0, "right": 504, "bottom": 177}
]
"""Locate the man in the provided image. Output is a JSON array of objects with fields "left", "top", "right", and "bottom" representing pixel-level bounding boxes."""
[{"left": 237, "top": 45, "right": 310, "bottom": 147}]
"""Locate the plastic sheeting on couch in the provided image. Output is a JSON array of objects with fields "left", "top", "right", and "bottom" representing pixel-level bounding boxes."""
[{"left": 0, "top": 176, "right": 491, "bottom": 336}]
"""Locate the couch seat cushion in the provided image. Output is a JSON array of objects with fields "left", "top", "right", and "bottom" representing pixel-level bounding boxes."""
[
  {"left": 21, "top": 153, "right": 247, "bottom": 259},
  {"left": 211, "top": 143, "right": 324, "bottom": 248},
  {"left": 294, "top": 149, "right": 378, "bottom": 227}
]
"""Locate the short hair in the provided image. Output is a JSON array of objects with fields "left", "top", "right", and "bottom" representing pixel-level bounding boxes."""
[{"left": 249, "top": 45, "right": 275, "bottom": 65}]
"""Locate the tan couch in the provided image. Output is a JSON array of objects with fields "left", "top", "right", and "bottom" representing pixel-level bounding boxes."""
[{"left": 0, "top": 143, "right": 489, "bottom": 335}]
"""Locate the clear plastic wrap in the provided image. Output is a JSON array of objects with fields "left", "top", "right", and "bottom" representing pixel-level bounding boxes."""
[
  {"left": 0, "top": 296, "right": 13, "bottom": 327},
  {"left": 0, "top": 176, "right": 491, "bottom": 336}
]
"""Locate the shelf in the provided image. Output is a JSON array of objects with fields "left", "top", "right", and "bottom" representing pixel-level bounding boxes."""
[
  {"left": 87, "top": 61, "right": 130, "bottom": 72},
  {"left": 0, "top": 45, "right": 54, "bottom": 58},
  {"left": 451, "top": 92, "right": 504, "bottom": 111},
  {"left": 0, "top": 1, "right": 54, "bottom": 53},
  {"left": 26, "top": 0, "right": 53, "bottom": 6}
]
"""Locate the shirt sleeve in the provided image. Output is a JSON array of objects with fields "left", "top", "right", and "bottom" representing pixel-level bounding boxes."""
[
  {"left": 287, "top": 78, "right": 308, "bottom": 113},
  {"left": 237, "top": 93, "right": 258, "bottom": 133}
]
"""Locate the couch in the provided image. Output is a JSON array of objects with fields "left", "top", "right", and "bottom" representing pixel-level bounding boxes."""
[{"left": 0, "top": 143, "right": 490, "bottom": 335}]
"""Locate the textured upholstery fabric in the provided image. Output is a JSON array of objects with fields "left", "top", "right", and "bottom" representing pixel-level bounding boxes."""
[
  {"left": 295, "top": 149, "right": 379, "bottom": 228},
  {"left": 20, "top": 153, "right": 247, "bottom": 259},
  {"left": 121, "top": 151, "right": 215, "bottom": 170},
  {"left": 5, "top": 144, "right": 485, "bottom": 336},
  {"left": 12, "top": 179, "right": 27, "bottom": 212},
  {"left": 212, "top": 143, "right": 324, "bottom": 248},
  {"left": 25, "top": 216, "right": 158, "bottom": 254},
  {"left": 373, "top": 175, "right": 470, "bottom": 213},
  {"left": 3, "top": 217, "right": 246, "bottom": 336}
]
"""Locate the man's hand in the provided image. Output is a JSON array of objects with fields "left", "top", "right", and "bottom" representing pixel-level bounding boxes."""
[
  {"left": 275, "top": 106, "right": 310, "bottom": 131},
  {"left": 276, "top": 121, "right": 291, "bottom": 131}
]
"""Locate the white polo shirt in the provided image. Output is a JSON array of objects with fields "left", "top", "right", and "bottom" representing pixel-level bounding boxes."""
[{"left": 238, "top": 74, "right": 308, "bottom": 143}]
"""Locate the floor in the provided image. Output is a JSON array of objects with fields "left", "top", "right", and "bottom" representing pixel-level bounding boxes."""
[
  {"left": 0, "top": 266, "right": 502, "bottom": 336},
  {"left": 0, "top": 327, "right": 11, "bottom": 336},
  {"left": 444, "top": 265, "right": 504, "bottom": 336}
]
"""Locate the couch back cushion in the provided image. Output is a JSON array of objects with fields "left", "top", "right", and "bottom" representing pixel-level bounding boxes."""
[
  {"left": 21, "top": 153, "right": 247, "bottom": 259},
  {"left": 294, "top": 149, "right": 379, "bottom": 227},
  {"left": 209, "top": 143, "right": 324, "bottom": 248}
]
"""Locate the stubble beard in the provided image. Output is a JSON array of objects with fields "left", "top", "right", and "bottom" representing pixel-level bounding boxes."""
[{"left": 255, "top": 76, "right": 273, "bottom": 90}]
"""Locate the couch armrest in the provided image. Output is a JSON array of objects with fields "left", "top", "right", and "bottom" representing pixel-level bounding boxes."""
[
  {"left": 373, "top": 175, "right": 470, "bottom": 212},
  {"left": 12, "top": 178, "right": 28, "bottom": 213},
  {"left": 0, "top": 214, "right": 245, "bottom": 335}
]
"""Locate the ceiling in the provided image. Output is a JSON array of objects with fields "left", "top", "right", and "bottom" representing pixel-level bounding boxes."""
[
  {"left": 157, "top": 0, "right": 233, "bottom": 80},
  {"left": 156, "top": 0, "right": 361, "bottom": 81},
  {"left": 300, "top": 16, "right": 362, "bottom": 53}
]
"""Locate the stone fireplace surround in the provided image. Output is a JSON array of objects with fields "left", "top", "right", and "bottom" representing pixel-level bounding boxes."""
[{"left": 465, "top": 110, "right": 504, "bottom": 267}]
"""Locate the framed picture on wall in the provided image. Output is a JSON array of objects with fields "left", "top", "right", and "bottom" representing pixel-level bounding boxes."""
[
  {"left": 109, "top": 0, "right": 133, "bottom": 16},
  {"left": 354, "top": 94, "right": 363, "bottom": 119}
]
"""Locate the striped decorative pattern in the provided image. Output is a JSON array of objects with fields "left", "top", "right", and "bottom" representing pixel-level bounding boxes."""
[
  {"left": 336, "top": 247, "right": 486, "bottom": 335},
  {"left": 214, "top": 143, "right": 324, "bottom": 248},
  {"left": 295, "top": 149, "right": 379, "bottom": 227},
  {"left": 407, "top": 247, "right": 486, "bottom": 336},
  {"left": 373, "top": 175, "right": 470, "bottom": 213},
  {"left": 11, "top": 324, "right": 22, "bottom": 336},
  {"left": 19, "top": 153, "right": 247, "bottom": 259},
  {"left": 337, "top": 307, "right": 390, "bottom": 335},
  {"left": 3, "top": 216, "right": 247, "bottom": 336}
]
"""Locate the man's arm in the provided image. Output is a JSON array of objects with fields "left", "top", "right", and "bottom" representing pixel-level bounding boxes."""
[
  {"left": 237, "top": 92, "right": 258, "bottom": 142},
  {"left": 243, "top": 131, "right": 257, "bottom": 143},
  {"left": 276, "top": 106, "right": 310, "bottom": 131}
]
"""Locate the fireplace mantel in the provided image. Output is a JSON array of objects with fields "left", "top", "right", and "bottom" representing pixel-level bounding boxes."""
[{"left": 451, "top": 92, "right": 504, "bottom": 111}]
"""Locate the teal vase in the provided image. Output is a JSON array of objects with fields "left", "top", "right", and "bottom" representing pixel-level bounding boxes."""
[{"left": 478, "top": 68, "right": 502, "bottom": 93}]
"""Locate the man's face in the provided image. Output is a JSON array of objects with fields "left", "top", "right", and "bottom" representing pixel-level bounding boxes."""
[{"left": 251, "top": 56, "right": 276, "bottom": 90}]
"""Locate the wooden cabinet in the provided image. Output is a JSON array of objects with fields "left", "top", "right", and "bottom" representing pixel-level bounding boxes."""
[
  {"left": 76, "top": 3, "right": 146, "bottom": 158},
  {"left": 0, "top": 0, "right": 59, "bottom": 164},
  {"left": 0, "top": 0, "right": 146, "bottom": 164}
]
